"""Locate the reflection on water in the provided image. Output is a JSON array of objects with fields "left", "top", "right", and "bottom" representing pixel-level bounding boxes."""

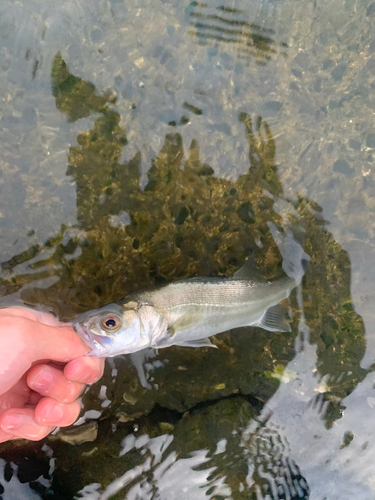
[
  {"left": 187, "top": 0, "right": 287, "bottom": 64},
  {"left": 0, "top": 0, "right": 374, "bottom": 498},
  {"left": 73, "top": 404, "right": 310, "bottom": 500}
]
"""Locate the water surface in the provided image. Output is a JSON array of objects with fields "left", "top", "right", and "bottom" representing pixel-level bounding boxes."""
[{"left": 1, "top": 0, "right": 375, "bottom": 498}]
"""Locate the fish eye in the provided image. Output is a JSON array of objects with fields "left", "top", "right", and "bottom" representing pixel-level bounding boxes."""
[{"left": 101, "top": 314, "right": 122, "bottom": 333}]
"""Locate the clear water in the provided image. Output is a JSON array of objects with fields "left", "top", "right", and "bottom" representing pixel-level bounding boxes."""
[{"left": 0, "top": 0, "right": 375, "bottom": 498}]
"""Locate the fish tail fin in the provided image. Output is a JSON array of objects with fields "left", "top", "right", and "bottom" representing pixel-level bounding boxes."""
[
  {"left": 268, "top": 223, "right": 310, "bottom": 285},
  {"left": 281, "top": 233, "right": 310, "bottom": 285}
]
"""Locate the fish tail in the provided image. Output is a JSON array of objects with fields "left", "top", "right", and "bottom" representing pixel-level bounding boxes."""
[
  {"left": 268, "top": 223, "right": 310, "bottom": 285},
  {"left": 281, "top": 232, "right": 310, "bottom": 285}
]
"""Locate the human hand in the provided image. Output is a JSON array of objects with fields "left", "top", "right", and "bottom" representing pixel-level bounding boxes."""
[{"left": 0, "top": 307, "right": 105, "bottom": 443}]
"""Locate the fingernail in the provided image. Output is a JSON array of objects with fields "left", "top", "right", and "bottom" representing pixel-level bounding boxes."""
[
  {"left": 32, "top": 368, "right": 54, "bottom": 391},
  {"left": 39, "top": 405, "right": 64, "bottom": 424},
  {"left": 68, "top": 365, "right": 84, "bottom": 382},
  {"left": 69, "top": 366, "right": 94, "bottom": 384},
  {"left": 1, "top": 413, "right": 25, "bottom": 431}
]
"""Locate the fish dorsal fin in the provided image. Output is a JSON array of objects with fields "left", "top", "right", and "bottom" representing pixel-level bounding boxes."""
[
  {"left": 256, "top": 304, "right": 291, "bottom": 333},
  {"left": 230, "top": 257, "right": 264, "bottom": 281}
]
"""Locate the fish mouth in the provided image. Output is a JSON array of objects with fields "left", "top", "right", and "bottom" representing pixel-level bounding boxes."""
[
  {"left": 73, "top": 323, "right": 110, "bottom": 357},
  {"left": 74, "top": 323, "right": 95, "bottom": 349}
]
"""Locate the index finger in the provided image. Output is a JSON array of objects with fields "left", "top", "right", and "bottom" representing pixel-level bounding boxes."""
[{"left": 64, "top": 356, "right": 105, "bottom": 384}]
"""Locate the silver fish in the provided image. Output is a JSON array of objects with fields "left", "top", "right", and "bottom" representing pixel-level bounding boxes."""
[{"left": 74, "top": 255, "right": 305, "bottom": 358}]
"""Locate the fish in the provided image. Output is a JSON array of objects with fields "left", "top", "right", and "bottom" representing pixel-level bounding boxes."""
[{"left": 74, "top": 243, "right": 308, "bottom": 357}]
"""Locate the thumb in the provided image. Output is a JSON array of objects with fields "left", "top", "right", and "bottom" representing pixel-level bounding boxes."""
[
  {"left": 0, "top": 311, "right": 91, "bottom": 394},
  {"left": 32, "top": 322, "right": 90, "bottom": 362},
  {"left": 0, "top": 318, "right": 90, "bottom": 394},
  {"left": 0, "top": 312, "right": 90, "bottom": 364}
]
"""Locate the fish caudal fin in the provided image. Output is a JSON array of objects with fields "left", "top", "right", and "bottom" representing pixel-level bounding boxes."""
[
  {"left": 268, "top": 224, "right": 310, "bottom": 285},
  {"left": 255, "top": 304, "right": 291, "bottom": 332}
]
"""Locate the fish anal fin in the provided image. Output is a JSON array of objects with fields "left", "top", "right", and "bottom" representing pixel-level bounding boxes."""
[
  {"left": 255, "top": 304, "right": 291, "bottom": 333},
  {"left": 175, "top": 338, "right": 218, "bottom": 348}
]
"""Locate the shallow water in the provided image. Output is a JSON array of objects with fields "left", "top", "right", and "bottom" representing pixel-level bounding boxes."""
[{"left": 1, "top": 0, "right": 375, "bottom": 498}]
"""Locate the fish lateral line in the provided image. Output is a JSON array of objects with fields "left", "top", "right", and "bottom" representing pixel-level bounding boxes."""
[{"left": 156, "top": 301, "right": 254, "bottom": 311}]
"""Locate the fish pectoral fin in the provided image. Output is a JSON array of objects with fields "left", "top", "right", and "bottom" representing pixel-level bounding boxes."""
[
  {"left": 168, "top": 309, "right": 204, "bottom": 337},
  {"left": 255, "top": 304, "right": 291, "bottom": 333},
  {"left": 175, "top": 338, "right": 218, "bottom": 349}
]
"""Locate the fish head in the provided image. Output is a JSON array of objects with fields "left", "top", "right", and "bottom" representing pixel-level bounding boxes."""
[{"left": 74, "top": 302, "right": 147, "bottom": 357}]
